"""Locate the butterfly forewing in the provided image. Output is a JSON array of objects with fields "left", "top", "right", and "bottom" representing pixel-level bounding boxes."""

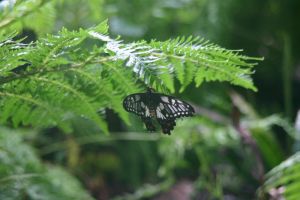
[{"left": 123, "top": 93, "right": 149, "bottom": 117}]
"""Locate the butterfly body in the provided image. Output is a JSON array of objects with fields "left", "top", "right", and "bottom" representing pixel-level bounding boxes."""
[{"left": 123, "top": 88, "right": 195, "bottom": 134}]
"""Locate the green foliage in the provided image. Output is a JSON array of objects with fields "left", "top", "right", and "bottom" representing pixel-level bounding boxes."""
[
  {"left": 0, "top": 19, "right": 259, "bottom": 134},
  {"left": 0, "top": 0, "right": 56, "bottom": 35},
  {"left": 91, "top": 32, "right": 261, "bottom": 93},
  {"left": 156, "top": 117, "right": 244, "bottom": 199},
  {"left": 6, "top": 1, "right": 297, "bottom": 199},
  {"left": 150, "top": 37, "right": 261, "bottom": 92},
  {"left": 0, "top": 127, "right": 94, "bottom": 200},
  {"left": 112, "top": 178, "right": 173, "bottom": 200},
  {"left": 154, "top": 94, "right": 296, "bottom": 199},
  {"left": 260, "top": 152, "right": 300, "bottom": 200}
]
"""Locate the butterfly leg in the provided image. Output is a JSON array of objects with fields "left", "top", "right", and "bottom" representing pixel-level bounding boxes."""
[
  {"left": 157, "top": 119, "right": 176, "bottom": 135},
  {"left": 141, "top": 117, "right": 156, "bottom": 132}
]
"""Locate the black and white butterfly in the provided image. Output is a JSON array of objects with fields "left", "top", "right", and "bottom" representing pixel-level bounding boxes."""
[{"left": 123, "top": 88, "right": 195, "bottom": 134}]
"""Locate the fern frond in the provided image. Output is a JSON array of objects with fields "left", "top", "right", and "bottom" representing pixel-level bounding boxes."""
[
  {"left": 68, "top": 67, "right": 129, "bottom": 123},
  {"left": 260, "top": 152, "right": 300, "bottom": 199},
  {"left": 0, "top": 32, "right": 27, "bottom": 74},
  {"left": 0, "top": 91, "right": 58, "bottom": 127},
  {"left": 0, "top": 20, "right": 143, "bottom": 132},
  {"left": 0, "top": 127, "right": 94, "bottom": 199},
  {"left": 151, "top": 37, "right": 261, "bottom": 91},
  {"left": 0, "top": 19, "right": 260, "bottom": 133},
  {"left": 89, "top": 31, "right": 172, "bottom": 92},
  {"left": 33, "top": 76, "right": 108, "bottom": 131},
  {"left": 91, "top": 32, "right": 261, "bottom": 93},
  {"left": 0, "top": 0, "right": 52, "bottom": 32},
  {"left": 0, "top": 21, "right": 116, "bottom": 133}
]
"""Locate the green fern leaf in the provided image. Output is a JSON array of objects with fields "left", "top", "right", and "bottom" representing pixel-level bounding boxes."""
[{"left": 261, "top": 152, "right": 300, "bottom": 199}]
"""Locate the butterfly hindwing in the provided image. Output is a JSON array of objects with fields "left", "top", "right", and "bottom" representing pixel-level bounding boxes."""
[
  {"left": 157, "top": 118, "right": 176, "bottom": 135},
  {"left": 141, "top": 117, "right": 156, "bottom": 132}
]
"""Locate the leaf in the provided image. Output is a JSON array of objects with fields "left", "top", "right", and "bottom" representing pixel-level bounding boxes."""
[
  {"left": 0, "top": 127, "right": 94, "bottom": 200},
  {"left": 261, "top": 152, "right": 300, "bottom": 199}
]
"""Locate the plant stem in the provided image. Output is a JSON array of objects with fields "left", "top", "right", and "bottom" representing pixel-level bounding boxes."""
[{"left": 282, "top": 33, "right": 293, "bottom": 119}]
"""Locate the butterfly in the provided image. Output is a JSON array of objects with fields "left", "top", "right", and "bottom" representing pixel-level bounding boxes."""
[{"left": 123, "top": 88, "right": 195, "bottom": 134}]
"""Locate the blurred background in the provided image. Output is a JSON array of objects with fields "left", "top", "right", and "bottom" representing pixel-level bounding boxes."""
[{"left": 1, "top": 0, "right": 300, "bottom": 199}]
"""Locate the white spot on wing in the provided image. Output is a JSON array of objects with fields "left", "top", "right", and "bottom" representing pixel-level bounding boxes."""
[
  {"left": 172, "top": 106, "right": 178, "bottom": 112},
  {"left": 156, "top": 107, "right": 165, "bottom": 119},
  {"left": 135, "top": 95, "right": 141, "bottom": 101},
  {"left": 161, "top": 96, "right": 169, "bottom": 103},
  {"left": 179, "top": 104, "right": 186, "bottom": 111},
  {"left": 168, "top": 105, "right": 175, "bottom": 113},
  {"left": 145, "top": 106, "right": 150, "bottom": 117},
  {"left": 159, "top": 103, "right": 164, "bottom": 109}
]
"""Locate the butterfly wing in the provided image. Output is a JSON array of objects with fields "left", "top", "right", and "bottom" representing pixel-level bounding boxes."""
[
  {"left": 141, "top": 117, "right": 156, "bottom": 132},
  {"left": 153, "top": 94, "right": 195, "bottom": 120},
  {"left": 123, "top": 91, "right": 195, "bottom": 134},
  {"left": 123, "top": 93, "right": 150, "bottom": 117},
  {"left": 157, "top": 118, "right": 176, "bottom": 135},
  {"left": 123, "top": 93, "right": 156, "bottom": 131},
  {"left": 152, "top": 93, "right": 194, "bottom": 134}
]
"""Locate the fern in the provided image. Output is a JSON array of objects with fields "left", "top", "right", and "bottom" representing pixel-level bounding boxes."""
[
  {"left": 91, "top": 32, "right": 262, "bottom": 93},
  {"left": 0, "top": 127, "right": 94, "bottom": 200},
  {"left": 152, "top": 37, "right": 261, "bottom": 92},
  {"left": 260, "top": 152, "right": 300, "bottom": 199},
  {"left": 0, "top": 21, "right": 137, "bottom": 133},
  {"left": 0, "top": 19, "right": 260, "bottom": 133},
  {"left": 0, "top": 0, "right": 55, "bottom": 35}
]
